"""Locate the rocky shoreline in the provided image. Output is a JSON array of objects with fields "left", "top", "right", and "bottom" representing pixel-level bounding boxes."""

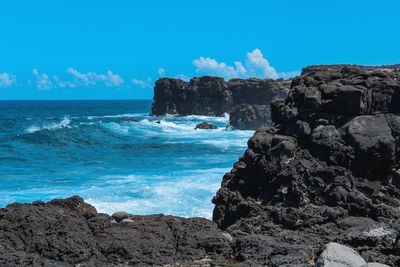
[
  {"left": 1, "top": 64, "right": 400, "bottom": 266},
  {"left": 213, "top": 64, "right": 400, "bottom": 266}
]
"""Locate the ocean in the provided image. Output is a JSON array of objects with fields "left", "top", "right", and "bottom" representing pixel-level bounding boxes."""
[{"left": 0, "top": 100, "right": 253, "bottom": 218}]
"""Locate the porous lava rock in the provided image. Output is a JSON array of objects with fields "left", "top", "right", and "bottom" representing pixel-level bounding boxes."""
[
  {"left": 0, "top": 196, "right": 233, "bottom": 266},
  {"left": 213, "top": 64, "right": 400, "bottom": 266},
  {"left": 151, "top": 76, "right": 290, "bottom": 120},
  {"left": 229, "top": 104, "right": 272, "bottom": 130}
]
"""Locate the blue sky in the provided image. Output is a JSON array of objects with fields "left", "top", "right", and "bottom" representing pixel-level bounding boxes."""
[{"left": 0, "top": 0, "right": 399, "bottom": 100}]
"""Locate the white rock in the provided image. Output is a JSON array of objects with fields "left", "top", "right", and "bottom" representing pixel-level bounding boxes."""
[
  {"left": 359, "top": 264, "right": 391, "bottom": 267},
  {"left": 363, "top": 227, "right": 393, "bottom": 238},
  {"left": 221, "top": 232, "right": 233, "bottom": 243},
  {"left": 120, "top": 218, "right": 135, "bottom": 224},
  {"left": 111, "top": 211, "right": 129, "bottom": 223},
  {"left": 316, "top": 242, "right": 366, "bottom": 267}
]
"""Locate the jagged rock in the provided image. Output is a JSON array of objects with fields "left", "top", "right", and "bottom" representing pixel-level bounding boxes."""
[
  {"left": 195, "top": 122, "right": 218, "bottom": 129},
  {"left": 0, "top": 196, "right": 232, "bottom": 266},
  {"left": 316, "top": 242, "right": 366, "bottom": 267},
  {"left": 341, "top": 114, "right": 395, "bottom": 178},
  {"left": 229, "top": 104, "right": 271, "bottom": 130},
  {"left": 152, "top": 76, "right": 290, "bottom": 119},
  {"left": 213, "top": 64, "right": 400, "bottom": 265}
]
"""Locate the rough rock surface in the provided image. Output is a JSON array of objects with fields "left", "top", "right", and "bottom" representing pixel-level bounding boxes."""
[
  {"left": 229, "top": 104, "right": 272, "bottom": 130},
  {"left": 195, "top": 122, "right": 218, "bottom": 129},
  {"left": 151, "top": 76, "right": 290, "bottom": 119},
  {"left": 213, "top": 64, "right": 400, "bottom": 266},
  {"left": 0, "top": 196, "right": 233, "bottom": 267}
]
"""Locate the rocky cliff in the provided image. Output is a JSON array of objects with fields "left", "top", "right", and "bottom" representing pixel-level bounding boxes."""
[
  {"left": 213, "top": 64, "right": 400, "bottom": 265},
  {"left": 152, "top": 76, "right": 290, "bottom": 129}
]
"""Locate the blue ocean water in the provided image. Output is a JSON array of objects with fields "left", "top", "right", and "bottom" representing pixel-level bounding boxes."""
[{"left": 0, "top": 100, "right": 253, "bottom": 218}]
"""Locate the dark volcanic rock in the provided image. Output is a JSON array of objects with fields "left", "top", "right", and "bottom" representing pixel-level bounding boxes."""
[
  {"left": 213, "top": 64, "right": 400, "bottom": 266},
  {"left": 152, "top": 76, "right": 232, "bottom": 116},
  {"left": 151, "top": 76, "right": 290, "bottom": 119},
  {"left": 0, "top": 196, "right": 233, "bottom": 266},
  {"left": 195, "top": 122, "right": 218, "bottom": 129},
  {"left": 229, "top": 104, "right": 272, "bottom": 130}
]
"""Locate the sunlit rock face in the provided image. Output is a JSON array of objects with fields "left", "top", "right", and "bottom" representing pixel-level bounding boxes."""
[
  {"left": 152, "top": 76, "right": 290, "bottom": 127},
  {"left": 213, "top": 64, "right": 400, "bottom": 265}
]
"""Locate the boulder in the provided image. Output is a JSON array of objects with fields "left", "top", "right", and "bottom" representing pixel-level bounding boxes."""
[
  {"left": 341, "top": 114, "right": 395, "bottom": 178},
  {"left": 111, "top": 211, "right": 129, "bottom": 222},
  {"left": 195, "top": 122, "right": 218, "bottom": 129},
  {"left": 316, "top": 242, "right": 366, "bottom": 267}
]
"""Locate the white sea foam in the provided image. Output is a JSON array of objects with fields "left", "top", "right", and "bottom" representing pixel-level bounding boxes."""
[
  {"left": 26, "top": 117, "right": 71, "bottom": 133},
  {"left": 87, "top": 113, "right": 148, "bottom": 120},
  {"left": 101, "top": 122, "right": 130, "bottom": 134},
  {"left": 176, "top": 113, "right": 230, "bottom": 123},
  {"left": 201, "top": 139, "right": 248, "bottom": 150},
  {"left": 83, "top": 169, "right": 225, "bottom": 218}
]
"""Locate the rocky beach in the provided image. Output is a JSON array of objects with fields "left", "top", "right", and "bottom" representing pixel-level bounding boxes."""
[{"left": 1, "top": 65, "right": 400, "bottom": 266}]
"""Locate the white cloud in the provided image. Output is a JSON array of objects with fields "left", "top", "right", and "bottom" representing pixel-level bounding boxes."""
[
  {"left": 234, "top": 61, "right": 247, "bottom": 76},
  {"left": 65, "top": 68, "right": 124, "bottom": 87},
  {"left": 278, "top": 71, "right": 301, "bottom": 80},
  {"left": 32, "top": 69, "right": 53, "bottom": 90},
  {"left": 0, "top": 73, "right": 16, "bottom": 87},
  {"left": 192, "top": 57, "right": 242, "bottom": 79},
  {"left": 31, "top": 68, "right": 124, "bottom": 90},
  {"left": 245, "top": 49, "right": 278, "bottom": 79},
  {"left": 157, "top": 67, "right": 166, "bottom": 77},
  {"left": 175, "top": 74, "right": 190, "bottom": 81},
  {"left": 131, "top": 77, "right": 152, "bottom": 89},
  {"left": 192, "top": 48, "right": 297, "bottom": 80}
]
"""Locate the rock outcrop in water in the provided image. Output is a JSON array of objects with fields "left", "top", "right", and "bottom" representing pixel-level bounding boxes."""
[
  {"left": 213, "top": 64, "right": 400, "bottom": 265},
  {"left": 152, "top": 76, "right": 290, "bottom": 129},
  {"left": 195, "top": 122, "right": 218, "bottom": 129}
]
